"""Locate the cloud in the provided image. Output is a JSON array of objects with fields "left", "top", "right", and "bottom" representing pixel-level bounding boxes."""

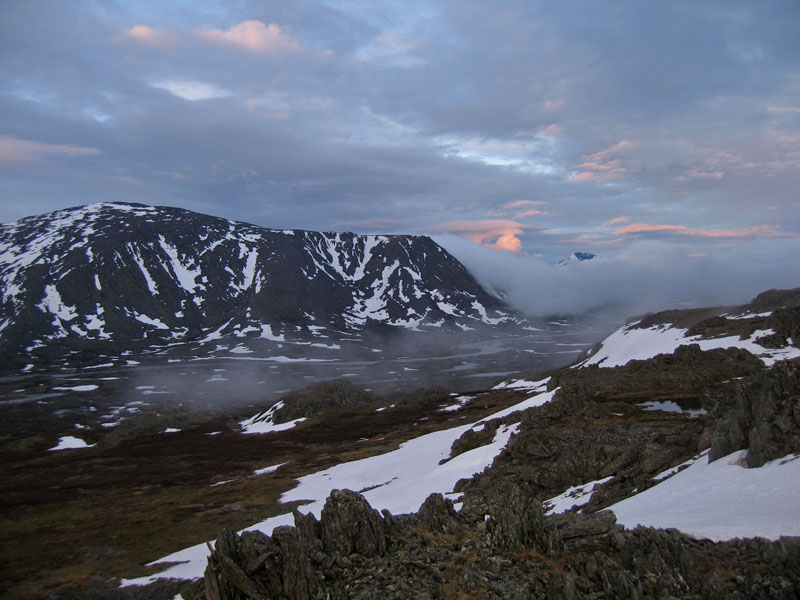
[
  {"left": 428, "top": 220, "right": 533, "bottom": 253},
  {"left": 150, "top": 80, "right": 232, "bottom": 101},
  {"left": 116, "top": 25, "right": 174, "bottom": 46},
  {"left": 503, "top": 200, "right": 547, "bottom": 209},
  {"left": 333, "top": 218, "right": 409, "bottom": 231},
  {"left": 198, "top": 21, "right": 299, "bottom": 54},
  {"left": 616, "top": 222, "right": 796, "bottom": 239},
  {"left": 1, "top": 0, "right": 798, "bottom": 269},
  {"left": 616, "top": 223, "right": 688, "bottom": 234},
  {"left": 0, "top": 136, "right": 101, "bottom": 165},
  {"left": 604, "top": 216, "right": 630, "bottom": 226},
  {"left": 244, "top": 96, "right": 291, "bottom": 120},
  {"left": 440, "top": 235, "right": 800, "bottom": 318},
  {"left": 516, "top": 208, "right": 549, "bottom": 217},
  {"left": 497, "top": 200, "right": 550, "bottom": 219},
  {"left": 570, "top": 140, "right": 634, "bottom": 183}
]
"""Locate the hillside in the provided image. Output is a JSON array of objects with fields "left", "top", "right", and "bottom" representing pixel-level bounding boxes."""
[
  {"left": 0, "top": 203, "right": 518, "bottom": 370},
  {"left": 3, "top": 288, "right": 798, "bottom": 598}
]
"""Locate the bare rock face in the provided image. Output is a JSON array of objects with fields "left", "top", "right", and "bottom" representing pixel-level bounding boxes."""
[
  {"left": 320, "top": 489, "right": 387, "bottom": 558},
  {"left": 271, "top": 526, "right": 323, "bottom": 600},
  {"left": 710, "top": 361, "right": 800, "bottom": 467},
  {"left": 205, "top": 529, "right": 281, "bottom": 600},
  {"left": 417, "top": 492, "right": 461, "bottom": 534},
  {"left": 485, "top": 483, "right": 545, "bottom": 551}
]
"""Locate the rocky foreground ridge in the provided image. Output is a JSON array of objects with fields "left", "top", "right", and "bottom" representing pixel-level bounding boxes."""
[
  {"left": 181, "top": 331, "right": 800, "bottom": 598},
  {"left": 23, "top": 287, "right": 800, "bottom": 600}
]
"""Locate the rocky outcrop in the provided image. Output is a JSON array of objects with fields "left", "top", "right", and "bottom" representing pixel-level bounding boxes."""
[
  {"left": 320, "top": 489, "right": 387, "bottom": 558},
  {"left": 194, "top": 335, "right": 800, "bottom": 599},
  {"left": 710, "top": 360, "right": 800, "bottom": 467},
  {"left": 199, "top": 486, "right": 800, "bottom": 600},
  {"left": 269, "top": 380, "right": 378, "bottom": 424}
]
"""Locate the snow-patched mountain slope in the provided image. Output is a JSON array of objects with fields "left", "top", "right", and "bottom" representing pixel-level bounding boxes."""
[
  {"left": 0, "top": 203, "right": 516, "bottom": 360},
  {"left": 555, "top": 251, "right": 597, "bottom": 268},
  {"left": 578, "top": 288, "right": 800, "bottom": 368}
]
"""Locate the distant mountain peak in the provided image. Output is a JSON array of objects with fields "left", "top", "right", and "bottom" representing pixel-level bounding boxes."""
[{"left": 555, "top": 252, "right": 597, "bottom": 267}]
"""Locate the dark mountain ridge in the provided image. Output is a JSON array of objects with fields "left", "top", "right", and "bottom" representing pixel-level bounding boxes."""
[{"left": 0, "top": 203, "right": 518, "bottom": 368}]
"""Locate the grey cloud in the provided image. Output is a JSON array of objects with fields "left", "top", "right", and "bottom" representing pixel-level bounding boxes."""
[
  {"left": 0, "top": 0, "right": 798, "bottom": 298},
  {"left": 439, "top": 234, "right": 800, "bottom": 318}
]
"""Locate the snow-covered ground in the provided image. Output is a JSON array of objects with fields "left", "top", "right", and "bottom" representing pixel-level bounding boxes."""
[
  {"left": 239, "top": 401, "right": 307, "bottom": 434},
  {"left": 544, "top": 476, "right": 614, "bottom": 515},
  {"left": 121, "top": 380, "right": 555, "bottom": 587},
  {"left": 579, "top": 320, "right": 800, "bottom": 368},
  {"left": 49, "top": 436, "right": 94, "bottom": 450},
  {"left": 609, "top": 450, "right": 800, "bottom": 541}
]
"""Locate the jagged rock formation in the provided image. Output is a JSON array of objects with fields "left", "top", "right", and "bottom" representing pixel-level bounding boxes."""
[
  {"left": 195, "top": 487, "right": 800, "bottom": 600},
  {"left": 710, "top": 360, "right": 800, "bottom": 467},
  {"left": 0, "top": 203, "right": 517, "bottom": 366},
  {"left": 188, "top": 343, "right": 800, "bottom": 599}
]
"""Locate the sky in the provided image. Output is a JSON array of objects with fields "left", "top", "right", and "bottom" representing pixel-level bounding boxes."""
[{"left": 1, "top": 0, "right": 799, "bottom": 311}]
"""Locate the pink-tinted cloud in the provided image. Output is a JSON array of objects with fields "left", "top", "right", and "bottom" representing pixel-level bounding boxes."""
[
  {"left": 498, "top": 199, "right": 550, "bottom": 219},
  {"left": 604, "top": 216, "right": 630, "bottom": 226},
  {"left": 116, "top": 25, "right": 174, "bottom": 46},
  {"left": 617, "top": 222, "right": 796, "bottom": 239},
  {"left": 503, "top": 200, "right": 547, "bottom": 209},
  {"left": 537, "top": 124, "right": 561, "bottom": 137},
  {"left": 429, "top": 220, "right": 532, "bottom": 253},
  {"left": 199, "top": 21, "right": 298, "bottom": 54},
  {"left": 616, "top": 223, "right": 687, "bottom": 234},
  {"left": 571, "top": 140, "right": 634, "bottom": 183},
  {"left": 0, "top": 136, "right": 101, "bottom": 165},
  {"left": 516, "top": 208, "right": 549, "bottom": 217},
  {"left": 685, "top": 225, "right": 795, "bottom": 239},
  {"left": 486, "top": 232, "right": 523, "bottom": 253}
]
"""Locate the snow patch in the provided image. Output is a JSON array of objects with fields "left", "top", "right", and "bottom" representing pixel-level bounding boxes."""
[
  {"left": 544, "top": 476, "right": 614, "bottom": 515},
  {"left": 609, "top": 450, "right": 800, "bottom": 541},
  {"left": 253, "top": 463, "right": 287, "bottom": 476},
  {"left": 49, "top": 436, "right": 94, "bottom": 451}
]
